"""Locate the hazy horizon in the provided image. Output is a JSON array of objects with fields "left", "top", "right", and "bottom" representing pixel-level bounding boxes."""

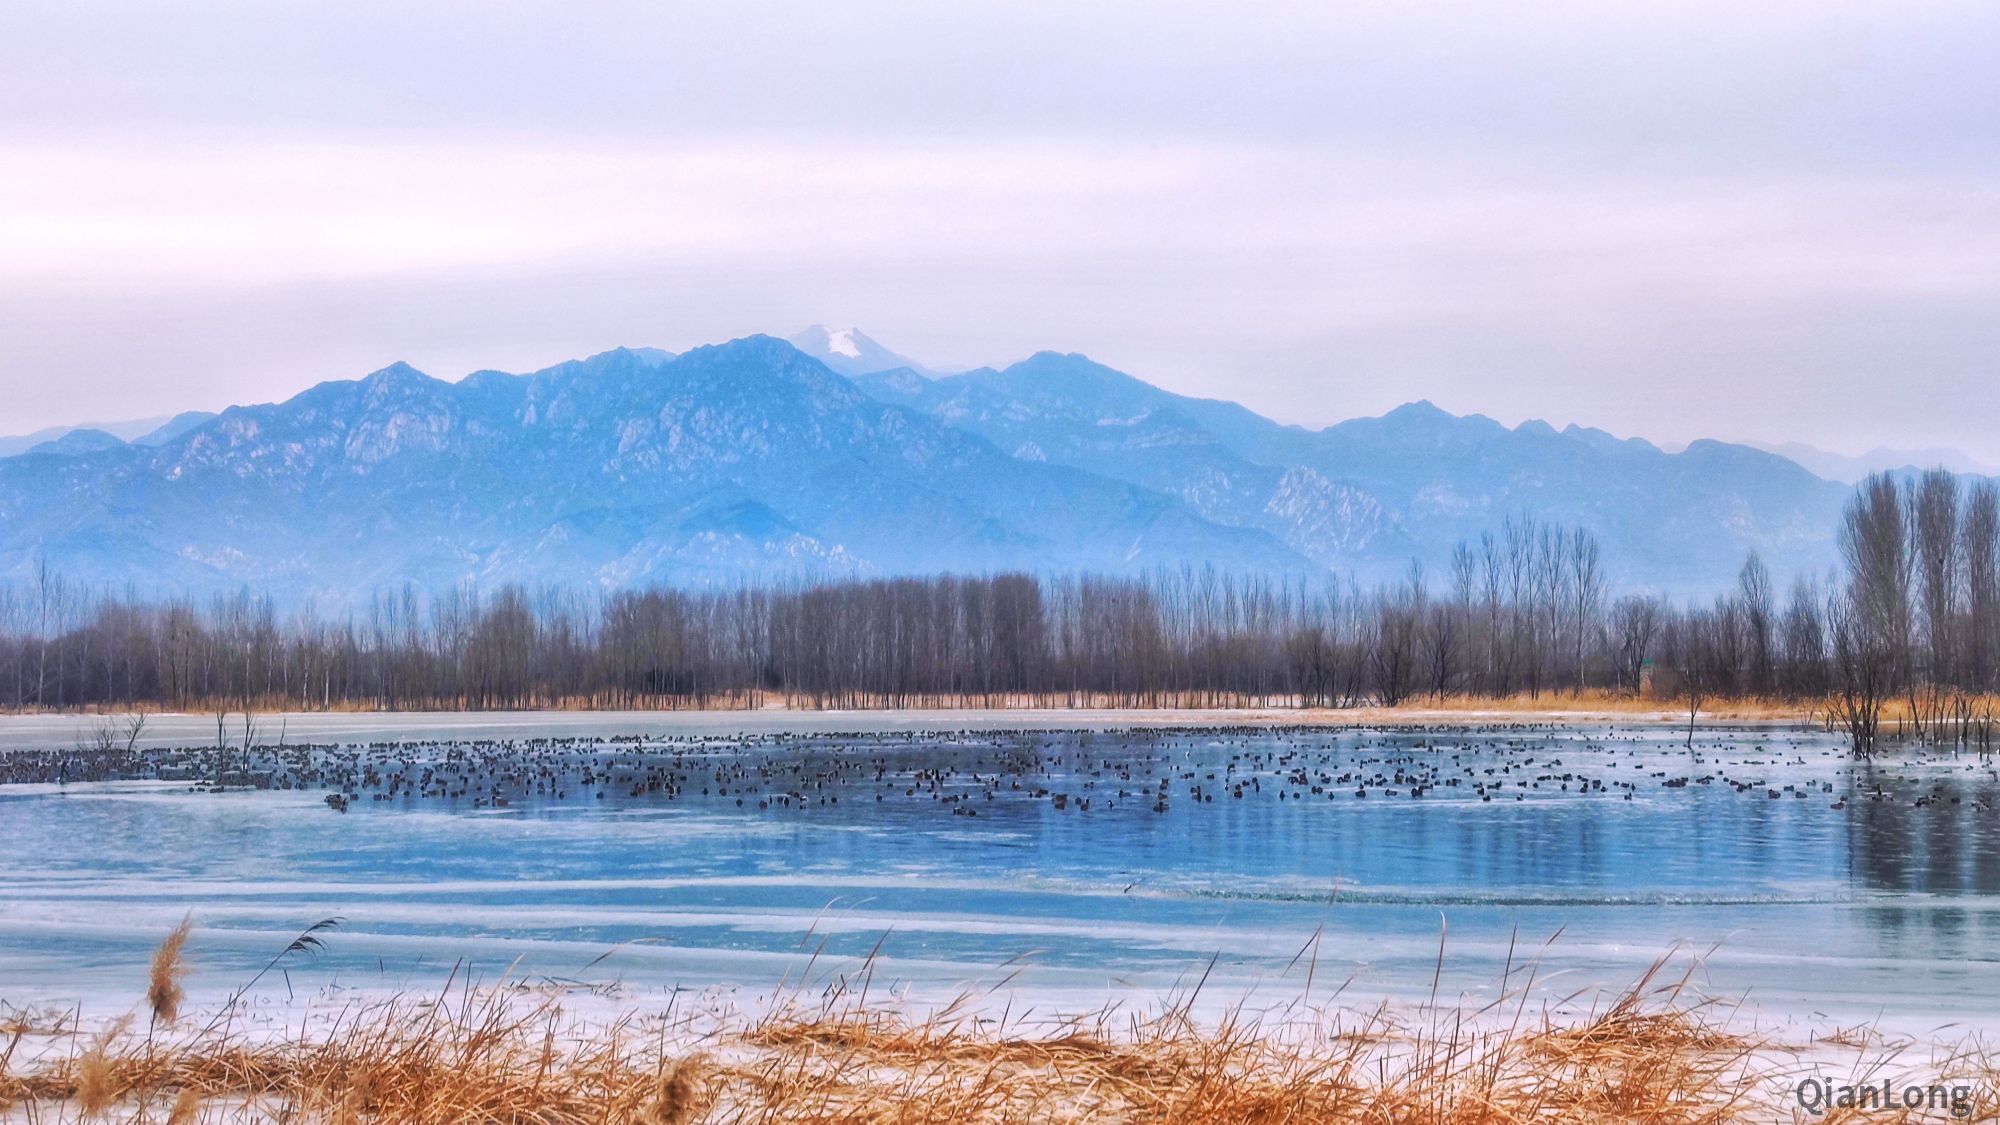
[
  {"left": 3, "top": 2, "right": 1996, "bottom": 457},
  {"left": 1, "top": 324, "right": 1991, "bottom": 473}
]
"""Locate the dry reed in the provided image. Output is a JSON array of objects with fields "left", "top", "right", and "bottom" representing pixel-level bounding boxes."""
[
  {"left": 3, "top": 929, "right": 1996, "bottom": 1122},
  {"left": 146, "top": 916, "right": 192, "bottom": 1028}
]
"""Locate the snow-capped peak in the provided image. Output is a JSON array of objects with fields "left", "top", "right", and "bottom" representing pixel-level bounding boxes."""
[
  {"left": 787, "top": 325, "right": 935, "bottom": 377},
  {"left": 823, "top": 328, "right": 863, "bottom": 359}
]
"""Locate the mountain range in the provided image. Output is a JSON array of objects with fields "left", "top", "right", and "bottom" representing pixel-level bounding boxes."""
[
  {"left": 0, "top": 328, "right": 1888, "bottom": 602},
  {"left": 1737, "top": 440, "right": 2000, "bottom": 485},
  {"left": 0, "top": 411, "right": 216, "bottom": 458}
]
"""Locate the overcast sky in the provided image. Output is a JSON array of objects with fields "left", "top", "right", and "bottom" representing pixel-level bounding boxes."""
[{"left": 3, "top": 1, "right": 1996, "bottom": 457}]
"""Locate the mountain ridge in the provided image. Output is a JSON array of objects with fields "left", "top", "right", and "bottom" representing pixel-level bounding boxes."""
[
  {"left": 0, "top": 335, "right": 1313, "bottom": 602},
  {"left": 0, "top": 329, "right": 1924, "bottom": 601},
  {"left": 845, "top": 342, "right": 1854, "bottom": 590}
]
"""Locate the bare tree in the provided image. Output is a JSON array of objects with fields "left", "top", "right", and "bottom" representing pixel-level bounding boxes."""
[
  {"left": 1568, "top": 528, "right": 1604, "bottom": 690},
  {"left": 78, "top": 717, "right": 119, "bottom": 753},
  {"left": 1370, "top": 565, "right": 1424, "bottom": 707},
  {"left": 1420, "top": 599, "right": 1462, "bottom": 702},
  {"left": 1963, "top": 480, "right": 1999, "bottom": 692},
  {"left": 1738, "top": 553, "right": 1775, "bottom": 695},
  {"left": 1911, "top": 468, "right": 1962, "bottom": 693},
  {"left": 1827, "top": 589, "right": 1890, "bottom": 756},
  {"left": 1778, "top": 577, "right": 1827, "bottom": 697},
  {"left": 1841, "top": 473, "right": 1913, "bottom": 739},
  {"left": 1673, "top": 613, "right": 1715, "bottom": 749},
  {"left": 1610, "top": 595, "right": 1661, "bottom": 694}
]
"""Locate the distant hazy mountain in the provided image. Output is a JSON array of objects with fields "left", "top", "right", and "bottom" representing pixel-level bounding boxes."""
[
  {"left": 23, "top": 428, "right": 128, "bottom": 456},
  {"left": 0, "top": 338, "right": 1306, "bottom": 600},
  {"left": 0, "top": 329, "right": 1900, "bottom": 600},
  {"left": 133, "top": 410, "right": 222, "bottom": 446},
  {"left": 1743, "top": 440, "right": 1999, "bottom": 484},
  {"left": 850, "top": 350, "right": 1852, "bottom": 592},
  {"left": 787, "top": 325, "right": 937, "bottom": 377},
  {"left": 0, "top": 412, "right": 220, "bottom": 457}
]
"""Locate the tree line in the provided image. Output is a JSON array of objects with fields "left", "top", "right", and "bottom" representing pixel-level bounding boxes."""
[{"left": 0, "top": 470, "right": 1993, "bottom": 753}]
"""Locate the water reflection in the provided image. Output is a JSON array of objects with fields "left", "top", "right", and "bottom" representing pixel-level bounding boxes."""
[{"left": 1846, "top": 759, "right": 2000, "bottom": 895}]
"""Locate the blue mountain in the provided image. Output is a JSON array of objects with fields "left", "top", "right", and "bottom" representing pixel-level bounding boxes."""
[
  {"left": 0, "top": 330, "right": 1872, "bottom": 599},
  {"left": 852, "top": 350, "right": 1852, "bottom": 592},
  {"left": 0, "top": 337, "right": 1313, "bottom": 600},
  {"left": 0, "top": 413, "right": 214, "bottom": 457}
]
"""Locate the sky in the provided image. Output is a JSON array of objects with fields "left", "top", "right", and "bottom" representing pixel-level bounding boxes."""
[{"left": 2, "top": 1, "right": 1997, "bottom": 458}]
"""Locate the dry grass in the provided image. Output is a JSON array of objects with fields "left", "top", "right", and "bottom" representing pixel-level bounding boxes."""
[
  {"left": 146, "top": 917, "right": 191, "bottom": 1028},
  {"left": 0, "top": 688, "right": 1823, "bottom": 721},
  {"left": 0, "top": 990, "right": 1733, "bottom": 1123},
  {"left": 1308, "top": 690, "right": 1814, "bottom": 723},
  {"left": 5, "top": 931, "right": 1998, "bottom": 1122}
]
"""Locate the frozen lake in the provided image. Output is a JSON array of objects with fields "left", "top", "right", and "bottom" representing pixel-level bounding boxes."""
[{"left": 3, "top": 720, "right": 1997, "bottom": 1036}]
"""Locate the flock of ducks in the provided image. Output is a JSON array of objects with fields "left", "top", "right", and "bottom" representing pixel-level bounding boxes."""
[{"left": 3, "top": 724, "right": 1996, "bottom": 820}]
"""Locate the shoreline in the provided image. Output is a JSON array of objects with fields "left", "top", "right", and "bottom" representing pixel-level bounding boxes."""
[
  {"left": 0, "top": 704, "right": 1821, "bottom": 752},
  {"left": 7, "top": 959, "right": 1995, "bottom": 1122}
]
